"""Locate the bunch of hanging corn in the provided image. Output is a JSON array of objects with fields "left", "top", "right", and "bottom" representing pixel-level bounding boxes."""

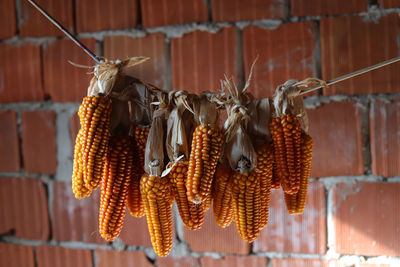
[{"left": 72, "top": 95, "right": 112, "bottom": 199}]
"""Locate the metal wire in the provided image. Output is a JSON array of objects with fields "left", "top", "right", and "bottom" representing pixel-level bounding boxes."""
[
  {"left": 27, "top": 0, "right": 101, "bottom": 63},
  {"left": 300, "top": 55, "right": 400, "bottom": 95}
]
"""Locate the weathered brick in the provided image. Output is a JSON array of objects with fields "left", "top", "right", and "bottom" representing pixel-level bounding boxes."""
[
  {"left": 379, "top": 0, "right": 400, "bottom": 8},
  {"left": 0, "top": 177, "right": 49, "bottom": 240},
  {"left": 320, "top": 14, "right": 400, "bottom": 95},
  {"left": 243, "top": 22, "right": 315, "bottom": 98},
  {"left": 291, "top": 0, "right": 366, "bottom": 16},
  {"left": 141, "top": 0, "right": 207, "bottom": 28},
  {"left": 333, "top": 182, "right": 400, "bottom": 256},
  {"left": 212, "top": 0, "right": 284, "bottom": 21},
  {"left": 119, "top": 216, "right": 152, "bottom": 247},
  {"left": 272, "top": 258, "right": 338, "bottom": 267},
  {"left": 96, "top": 249, "right": 152, "bottom": 267},
  {"left": 76, "top": 0, "right": 138, "bottom": 32},
  {"left": 0, "top": 110, "right": 20, "bottom": 172},
  {"left": 36, "top": 246, "right": 93, "bottom": 267},
  {"left": 21, "top": 110, "right": 57, "bottom": 174},
  {"left": 307, "top": 101, "right": 364, "bottom": 177},
  {"left": 156, "top": 256, "right": 199, "bottom": 267},
  {"left": 0, "top": 43, "right": 44, "bottom": 103},
  {"left": 370, "top": 98, "right": 400, "bottom": 177},
  {"left": 0, "top": 0, "right": 16, "bottom": 39},
  {"left": 52, "top": 181, "right": 106, "bottom": 244},
  {"left": 43, "top": 38, "right": 97, "bottom": 102},
  {"left": 171, "top": 28, "right": 237, "bottom": 95},
  {"left": 183, "top": 210, "right": 249, "bottom": 254},
  {"left": 0, "top": 243, "right": 34, "bottom": 267},
  {"left": 19, "top": 0, "right": 74, "bottom": 37},
  {"left": 104, "top": 34, "right": 167, "bottom": 88},
  {"left": 254, "top": 182, "right": 326, "bottom": 254},
  {"left": 200, "top": 256, "right": 268, "bottom": 267}
]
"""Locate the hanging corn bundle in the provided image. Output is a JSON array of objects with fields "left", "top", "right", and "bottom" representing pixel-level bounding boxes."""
[
  {"left": 186, "top": 93, "right": 224, "bottom": 204},
  {"left": 127, "top": 85, "right": 152, "bottom": 218},
  {"left": 141, "top": 93, "right": 174, "bottom": 257},
  {"left": 165, "top": 91, "right": 207, "bottom": 231},
  {"left": 271, "top": 79, "right": 314, "bottom": 214}
]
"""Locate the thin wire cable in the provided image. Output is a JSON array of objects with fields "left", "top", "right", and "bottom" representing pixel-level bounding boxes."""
[
  {"left": 27, "top": 0, "right": 101, "bottom": 63},
  {"left": 300, "top": 55, "right": 400, "bottom": 95}
]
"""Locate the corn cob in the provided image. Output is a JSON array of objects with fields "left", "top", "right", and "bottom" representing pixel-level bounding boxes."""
[
  {"left": 186, "top": 125, "right": 224, "bottom": 203},
  {"left": 202, "top": 189, "right": 213, "bottom": 212},
  {"left": 141, "top": 174, "right": 174, "bottom": 257},
  {"left": 169, "top": 161, "right": 205, "bottom": 230},
  {"left": 73, "top": 95, "right": 112, "bottom": 192},
  {"left": 258, "top": 144, "right": 273, "bottom": 230},
  {"left": 231, "top": 170, "right": 261, "bottom": 242},
  {"left": 72, "top": 131, "right": 91, "bottom": 198},
  {"left": 270, "top": 117, "right": 289, "bottom": 191},
  {"left": 284, "top": 133, "right": 313, "bottom": 214},
  {"left": 281, "top": 114, "right": 301, "bottom": 194},
  {"left": 270, "top": 146, "right": 281, "bottom": 190},
  {"left": 99, "top": 135, "right": 133, "bottom": 241},
  {"left": 127, "top": 125, "right": 150, "bottom": 218},
  {"left": 213, "top": 164, "right": 234, "bottom": 228}
]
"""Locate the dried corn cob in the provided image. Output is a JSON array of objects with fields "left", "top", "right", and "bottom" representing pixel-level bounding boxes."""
[
  {"left": 258, "top": 144, "right": 273, "bottom": 230},
  {"left": 213, "top": 164, "right": 234, "bottom": 228},
  {"left": 170, "top": 161, "right": 205, "bottom": 230},
  {"left": 72, "top": 131, "right": 91, "bottom": 198},
  {"left": 281, "top": 114, "right": 301, "bottom": 194},
  {"left": 202, "top": 189, "right": 213, "bottom": 212},
  {"left": 270, "top": 117, "right": 289, "bottom": 191},
  {"left": 141, "top": 174, "right": 174, "bottom": 257},
  {"left": 284, "top": 133, "right": 313, "bottom": 214},
  {"left": 74, "top": 95, "right": 112, "bottom": 192},
  {"left": 187, "top": 125, "right": 224, "bottom": 203},
  {"left": 99, "top": 135, "right": 133, "bottom": 241},
  {"left": 271, "top": 145, "right": 281, "bottom": 190},
  {"left": 127, "top": 125, "right": 150, "bottom": 217},
  {"left": 231, "top": 170, "right": 261, "bottom": 242}
]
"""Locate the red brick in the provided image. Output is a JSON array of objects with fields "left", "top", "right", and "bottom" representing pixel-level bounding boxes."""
[
  {"left": 321, "top": 14, "right": 400, "bottom": 95},
  {"left": 119, "top": 215, "right": 152, "bottom": 246},
  {"left": 141, "top": 0, "right": 207, "bottom": 28},
  {"left": 307, "top": 101, "right": 364, "bottom": 177},
  {"left": 183, "top": 210, "right": 249, "bottom": 254},
  {"left": 104, "top": 34, "right": 167, "bottom": 88},
  {"left": 96, "top": 249, "right": 152, "bottom": 267},
  {"left": 212, "top": 0, "right": 284, "bottom": 22},
  {"left": 70, "top": 112, "right": 80, "bottom": 149},
  {"left": 356, "top": 264, "right": 391, "bottom": 267},
  {"left": 0, "top": 243, "right": 35, "bottom": 267},
  {"left": 171, "top": 28, "right": 237, "bottom": 95},
  {"left": 36, "top": 246, "right": 93, "bottom": 267},
  {"left": 0, "top": 177, "right": 49, "bottom": 240},
  {"left": 52, "top": 181, "right": 106, "bottom": 244},
  {"left": 43, "top": 38, "right": 97, "bottom": 102},
  {"left": 0, "top": 43, "right": 44, "bottom": 103},
  {"left": 254, "top": 182, "right": 326, "bottom": 254},
  {"left": 0, "top": 0, "right": 16, "bottom": 39},
  {"left": 333, "top": 182, "right": 400, "bottom": 256},
  {"left": 243, "top": 22, "right": 315, "bottom": 98},
  {"left": 21, "top": 111, "right": 57, "bottom": 174},
  {"left": 156, "top": 256, "right": 199, "bottom": 267},
  {"left": 379, "top": 0, "right": 400, "bottom": 8},
  {"left": 0, "top": 111, "right": 20, "bottom": 172},
  {"left": 291, "top": 0, "right": 366, "bottom": 16},
  {"left": 272, "top": 258, "right": 338, "bottom": 267},
  {"left": 76, "top": 0, "right": 138, "bottom": 32},
  {"left": 370, "top": 98, "right": 400, "bottom": 177},
  {"left": 19, "top": 0, "right": 73, "bottom": 37},
  {"left": 200, "top": 256, "right": 268, "bottom": 267}
]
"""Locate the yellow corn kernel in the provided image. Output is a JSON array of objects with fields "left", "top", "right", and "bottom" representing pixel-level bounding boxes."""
[
  {"left": 284, "top": 133, "right": 313, "bottom": 214},
  {"left": 170, "top": 161, "right": 205, "bottom": 230},
  {"left": 213, "top": 164, "right": 234, "bottom": 228},
  {"left": 257, "top": 144, "right": 273, "bottom": 230},
  {"left": 99, "top": 135, "right": 133, "bottom": 241},
  {"left": 127, "top": 125, "right": 150, "bottom": 218},
  {"left": 141, "top": 174, "right": 174, "bottom": 257},
  {"left": 270, "top": 117, "right": 289, "bottom": 191},
  {"left": 72, "top": 131, "right": 91, "bottom": 198},
  {"left": 186, "top": 125, "right": 224, "bottom": 203}
]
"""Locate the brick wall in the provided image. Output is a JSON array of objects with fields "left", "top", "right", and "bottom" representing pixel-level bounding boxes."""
[{"left": 0, "top": 0, "right": 400, "bottom": 266}]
